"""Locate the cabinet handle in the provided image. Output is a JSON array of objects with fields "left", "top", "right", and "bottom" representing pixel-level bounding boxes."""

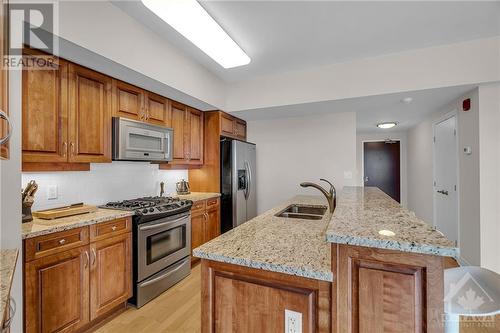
[
  {"left": 0, "top": 110, "right": 12, "bottom": 145},
  {"left": 62, "top": 142, "right": 68, "bottom": 157},
  {"left": 111, "top": 225, "right": 117, "bottom": 231},
  {"left": 58, "top": 239, "right": 66, "bottom": 245},
  {"left": 84, "top": 251, "right": 89, "bottom": 268},
  {"left": 91, "top": 248, "right": 96, "bottom": 266},
  {"left": 70, "top": 142, "right": 75, "bottom": 155}
]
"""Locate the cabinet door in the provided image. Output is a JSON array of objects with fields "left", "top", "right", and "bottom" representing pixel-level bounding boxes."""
[
  {"left": 0, "top": 0, "right": 8, "bottom": 160},
  {"left": 22, "top": 54, "right": 68, "bottom": 163},
  {"left": 68, "top": 64, "right": 112, "bottom": 163},
  {"left": 171, "top": 102, "right": 187, "bottom": 162},
  {"left": 145, "top": 92, "right": 170, "bottom": 126},
  {"left": 206, "top": 206, "right": 220, "bottom": 241},
  {"left": 220, "top": 112, "right": 235, "bottom": 137},
  {"left": 235, "top": 119, "right": 247, "bottom": 141},
  {"left": 25, "top": 246, "right": 90, "bottom": 333},
  {"left": 90, "top": 233, "right": 131, "bottom": 320},
  {"left": 186, "top": 107, "right": 203, "bottom": 165},
  {"left": 112, "top": 80, "right": 144, "bottom": 121},
  {"left": 191, "top": 210, "right": 205, "bottom": 259}
]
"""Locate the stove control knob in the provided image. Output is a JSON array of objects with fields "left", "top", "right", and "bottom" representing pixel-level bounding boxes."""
[
  {"left": 142, "top": 209, "right": 148, "bottom": 214},
  {"left": 149, "top": 208, "right": 155, "bottom": 212}
]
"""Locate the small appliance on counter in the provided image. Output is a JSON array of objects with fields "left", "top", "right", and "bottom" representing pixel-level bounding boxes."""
[
  {"left": 22, "top": 180, "right": 38, "bottom": 223},
  {"left": 101, "top": 196, "right": 193, "bottom": 308},
  {"left": 176, "top": 179, "right": 190, "bottom": 195}
]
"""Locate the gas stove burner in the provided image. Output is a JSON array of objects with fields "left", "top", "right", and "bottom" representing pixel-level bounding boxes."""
[{"left": 100, "top": 196, "right": 193, "bottom": 223}]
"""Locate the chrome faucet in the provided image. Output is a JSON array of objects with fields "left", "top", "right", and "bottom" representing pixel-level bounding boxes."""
[{"left": 300, "top": 178, "right": 336, "bottom": 213}]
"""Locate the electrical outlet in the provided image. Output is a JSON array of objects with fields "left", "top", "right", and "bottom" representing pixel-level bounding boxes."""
[
  {"left": 47, "top": 185, "right": 58, "bottom": 200},
  {"left": 285, "top": 309, "right": 302, "bottom": 333}
]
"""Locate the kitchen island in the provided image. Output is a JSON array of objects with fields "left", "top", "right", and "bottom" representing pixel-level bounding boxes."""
[{"left": 193, "top": 186, "right": 458, "bottom": 333}]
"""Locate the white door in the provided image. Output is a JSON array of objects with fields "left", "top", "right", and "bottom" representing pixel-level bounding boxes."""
[{"left": 433, "top": 115, "right": 458, "bottom": 245}]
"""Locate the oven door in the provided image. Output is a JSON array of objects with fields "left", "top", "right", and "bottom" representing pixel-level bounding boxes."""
[{"left": 137, "top": 213, "right": 191, "bottom": 281}]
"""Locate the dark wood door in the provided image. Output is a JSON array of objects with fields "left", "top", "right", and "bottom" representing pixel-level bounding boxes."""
[
  {"left": 363, "top": 141, "right": 400, "bottom": 202},
  {"left": 22, "top": 53, "right": 68, "bottom": 163},
  {"left": 90, "top": 233, "right": 131, "bottom": 320},
  {"left": 25, "top": 246, "right": 90, "bottom": 333},
  {"left": 68, "top": 64, "right": 112, "bottom": 163}
]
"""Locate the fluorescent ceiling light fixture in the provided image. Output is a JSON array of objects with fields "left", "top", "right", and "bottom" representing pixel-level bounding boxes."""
[
  {"left": 141, "top": 0, "right": 251, "bottom": 69},
  {"left": 377, "top": 122, "right": 397, "bottom": 129}
]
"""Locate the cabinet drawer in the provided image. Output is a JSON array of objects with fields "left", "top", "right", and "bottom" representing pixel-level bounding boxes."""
[
  {"left": 191, "top": 200, "right": 206, "bottom": 213},
  {"left": 25, "top": 227, "right": 89, "bottom": 261},
  {"left": 90, "top": 217, "right": 131, "bottom": 242},
  {"left": 206, "top": 197, "right": 220, "bottom": 209}
]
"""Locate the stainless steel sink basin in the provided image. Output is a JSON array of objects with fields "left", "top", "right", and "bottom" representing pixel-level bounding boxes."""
[{"left": 275, "top": 204, "right": 327, "bottom": 220}]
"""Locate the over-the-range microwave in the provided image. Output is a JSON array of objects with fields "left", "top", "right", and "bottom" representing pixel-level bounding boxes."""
[{"left": 112, "top": 117, "right": 173, "bottom": 162}]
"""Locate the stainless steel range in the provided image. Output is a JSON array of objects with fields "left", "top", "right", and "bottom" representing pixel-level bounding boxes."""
[{"left": 102, "top": 196, "right": 193, "bottom": 308}]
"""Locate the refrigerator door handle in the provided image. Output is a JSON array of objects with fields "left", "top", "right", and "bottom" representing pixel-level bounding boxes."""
[{"left": 245, "top": 160, "right": 252, "bottom": 201}]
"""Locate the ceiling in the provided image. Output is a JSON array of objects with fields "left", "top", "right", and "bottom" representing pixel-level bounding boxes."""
[
  {"left": 114, "top": 1, "right": 500, "bottom": 83},
  {"left": 232, "top": 84, "right": 476, "bottom": 132}
]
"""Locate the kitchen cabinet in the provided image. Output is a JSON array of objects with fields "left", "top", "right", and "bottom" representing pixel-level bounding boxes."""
[
  {"left": 190, "top": 198, "right": 220, "bottom": 264},
  {"left": 164, "top": 101, "right": 204, "bottom": 167},
  {"left": 112, "top": 80, "right": 171, "bottom": 127},
  {"left": 24, "top": 218, "right": 132, "bottom": 333},
  {"left": 0, "top": 0, "right": 9, "bottom": 160},
  {"left": 201, "top": 260, "right": 331, "bottom": 333},
  {"left": 219, "top": 111, "right": 247, "bottom": 141}
]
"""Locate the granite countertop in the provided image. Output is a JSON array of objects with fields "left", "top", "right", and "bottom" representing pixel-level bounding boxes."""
[
  {"left": 173, "top": 192, "right": 221, "bottom": 202},
  {"left": 0, "top": 249, "right": 18, "bottom": 327},
  {"left": 326, "top": 187, "right": 459, "bottom": 257},
  {"left": 193, "top": 195, "right": 333, "bottom": 282},
  {"left": 22, "top": 209, "right": 134, "bottom": 239}
]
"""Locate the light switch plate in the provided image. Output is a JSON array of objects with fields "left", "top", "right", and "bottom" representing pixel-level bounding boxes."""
[
  {"left": 285, "top": 309, "right": 302, "bottom": 333},
  {"left": 47, "top": 185, "right": 58, "bottom": 200}
]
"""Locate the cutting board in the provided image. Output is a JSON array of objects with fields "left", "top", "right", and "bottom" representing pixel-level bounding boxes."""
[{"left": 33, "top": 205, "right": 98, "bottom": 220}]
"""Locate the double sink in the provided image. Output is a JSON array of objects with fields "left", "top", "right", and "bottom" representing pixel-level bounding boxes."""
[{"left": 275, "top": 204, "right": 327, "bottom": 220}]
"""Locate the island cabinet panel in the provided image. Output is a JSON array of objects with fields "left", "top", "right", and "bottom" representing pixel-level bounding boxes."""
[
  {"left": 90, "top": 232, "right": 132, "bottom": 320},
  {"left": 24, "top": 246, "right": 90, "bottom": 333},
  {"left": 201, "top": 260, "right": 331, "bottom": 333},
  {"left": 332, "top": 244, "right": 444, "bottom": 333}
]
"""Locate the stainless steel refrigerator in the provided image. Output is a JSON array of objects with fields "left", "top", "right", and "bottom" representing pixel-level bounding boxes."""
[{"left": 220, "top": 139, "right": 257, "bottom": 233}]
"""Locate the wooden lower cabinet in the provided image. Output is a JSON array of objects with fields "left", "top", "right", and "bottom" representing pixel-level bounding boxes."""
[
  {"left": 90, "top": 232, "right": 132, "bottom": 320},
  {"left": 201, "top": 260, "right": 331, "bottom": 333},
  {"left": 332, "top": 244, "right": 444, "bottom": 333},
  {"left": 191, "top": 198, "right": 220, "bottom": 264},
  {"left": 25, "top": 246, "right": 90, "bottom": 333},
  {"left": 24, "top": 218, "right": 132, "bottom": 333}
]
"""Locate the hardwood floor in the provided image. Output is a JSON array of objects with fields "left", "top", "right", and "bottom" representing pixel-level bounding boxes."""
[{"left": 96, "top": 262, "right": 498, "bottom": 333}]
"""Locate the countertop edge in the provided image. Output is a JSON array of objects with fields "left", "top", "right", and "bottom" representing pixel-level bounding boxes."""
[
  {"left": 326, "top": 233, "right": 460, "bottom": 258},
  {"left": 0, "top": 249, "right": 19, "bottom": 328},
  {"left": 22, "top": 211, "right": 135, "bottom": 240},
  {"left": 193, "top": 250, "right": 334, "bottom": 282}
]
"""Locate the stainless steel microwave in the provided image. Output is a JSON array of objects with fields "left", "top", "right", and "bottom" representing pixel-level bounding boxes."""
[{"left": 112, "top": 117, "right": 173, "bottom": 162}]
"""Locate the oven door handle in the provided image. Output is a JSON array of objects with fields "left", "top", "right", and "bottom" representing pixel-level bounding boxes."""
[
  {"left": 139, "top": 215, "right": 188, "bottom": 231},
  {"left": 139, "top": 259, "right": 188, "bottom": 287}
]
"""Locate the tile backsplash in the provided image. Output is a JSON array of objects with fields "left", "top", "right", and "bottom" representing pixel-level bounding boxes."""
[{"left": 22, "top": 162, "right": 188, "bottom": 211}]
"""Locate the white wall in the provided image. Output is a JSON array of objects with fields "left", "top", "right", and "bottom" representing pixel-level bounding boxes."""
[
  {"left": 407, "top": 89, "right": 481, "bottom": 266},
  {"left": 22, "top": 163, "right": 188, "bottom": 211},
  {"left": 247, "top": 112, "right": 357, "bottom": 213},
  {"left": 356, "top": 131, "right": 408, "bottom": 208},
  {"left": 57, "top": 1, "right": 226, "bottom": 109},
  {"left": 478, "top": 83, "right": 500, "bottom": 273}
]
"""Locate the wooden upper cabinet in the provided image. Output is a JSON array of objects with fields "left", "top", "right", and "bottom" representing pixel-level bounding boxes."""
[
  {"left": 220, "top": 113, "right": 235, "bottom": 137},
  {"left": 68, "top": 64, "right": 112, "bottom": 163},
  {"left": 187, "top": 107, "right": 203, "bottom": 165},
  {"left": 90, "top": 233, "right": 131, "bottom": 321},
  {"left": 0, "top": 0, "right": 8, "bottom": 160},
  {"left": 112, "top": 80, "right": 144, "bottom": 121},
  {"left": 235, "top": 119, "right": 247, "bottom": 140},
  {"left": 171, "top": 102, "right": 187, "bottom": 162},
  {"left": 22, "top": 54, "right": 68, "bottom": 163},
  {"left": 24, "top": 246, "right": 90, "bottom": 333},
  {"left": 145, "top": 92, "right": 170, "bottom": 126}
]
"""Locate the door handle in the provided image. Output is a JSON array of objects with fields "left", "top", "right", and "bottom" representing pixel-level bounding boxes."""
[
  {"left": 437, "top": 190, "right": 449, "bottom": 195},
  {"left": 0, "top": 110, "right": 12, "bottom": 145},
  {"left": 364, "top": 176, "right": 369, "bottom": 182}
]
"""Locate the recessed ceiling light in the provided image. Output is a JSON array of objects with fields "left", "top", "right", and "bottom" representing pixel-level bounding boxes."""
[
  {"left": 378, "top": 229, "right": 396, "bottom": 237},
  {"left": 401, "top": 97, "right": 413, "bottom": 104},
  {"left": 377, "top": 122, "right": 397, "bottom": 129},
  {"left": 141, "top": 0, "right": 251, "bottom": 69}
]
